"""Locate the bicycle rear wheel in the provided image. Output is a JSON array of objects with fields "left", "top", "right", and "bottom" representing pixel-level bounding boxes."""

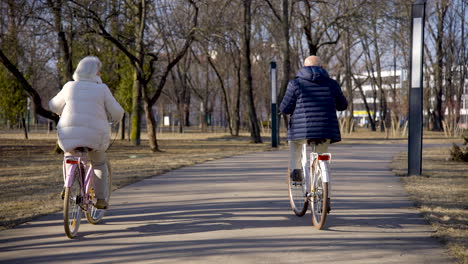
[
  {"left": 86, "top": 162, "right": 112, "bottom": 224},
  {"left": 64, "top": 165, "right": 82, "bottom": 238},
  {"left": 288, "top": 148, "right": 308, "bottom": 216},
  {"left": 311, "top": 162, "right": 329, "bottom": 230}
]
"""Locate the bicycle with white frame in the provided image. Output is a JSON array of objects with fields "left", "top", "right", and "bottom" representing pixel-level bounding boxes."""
[{"left": 288, "top": 139, "right": 331, "bottom": 230}]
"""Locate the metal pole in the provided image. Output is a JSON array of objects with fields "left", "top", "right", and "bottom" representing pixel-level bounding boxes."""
[
  {"left": 271, "top": 61, "right": 278, "bottom": 147},
  {"left": 26, "top": 97, "right": 30, "bottom": 133},
  {"left": 408, "top": 0, "right": 426, "bottom": 176}
]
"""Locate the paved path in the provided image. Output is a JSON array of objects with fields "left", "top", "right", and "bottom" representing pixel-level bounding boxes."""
[{"left": 0, "top": 144, "right": 455, "bottom": 263}]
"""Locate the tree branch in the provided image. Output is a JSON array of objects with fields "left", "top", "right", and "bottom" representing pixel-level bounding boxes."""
[
  {"left": 0, "top": 48, "right": 59, "bottom": 123},
  {"left": 69, "top": 0, "right": 141, "bottom": 67},
  {"left": 263, "top": 0, "right": 282, "bottom": 22},
  {"left": 149, "top": 0, "right": 199, "bottom": 106}
]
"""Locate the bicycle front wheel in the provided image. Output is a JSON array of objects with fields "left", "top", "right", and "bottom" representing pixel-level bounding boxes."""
[
  {"left": 311, "top": 162, "right": 329, "bottom": 230},
  {"left": 86, "top": 161, "right": 112, "bottom": 224},
  {"left": 64, "top": 166, "right": 82, "bottom": 238},
  {"left": 288, "top": 167, "right": 308, "bottom": 217}
]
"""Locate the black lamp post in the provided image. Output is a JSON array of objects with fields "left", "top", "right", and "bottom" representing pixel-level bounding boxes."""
[
  {"left": 408, "top": 0, "right": 426, "bottom": 176},
  {"left": 271, "top": 61, "right": 278, "bottom": 148}
]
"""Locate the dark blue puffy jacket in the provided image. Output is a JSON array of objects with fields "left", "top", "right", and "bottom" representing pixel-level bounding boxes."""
[{"left": 280, "top": 66, "right": 348, "bottom": 143}]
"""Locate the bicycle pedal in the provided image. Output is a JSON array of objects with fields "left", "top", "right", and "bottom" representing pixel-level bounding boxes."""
[
  {"left": 292, "top": 181, "right": 303, "bottom": 186},
  {"left": 60, "top": 188, "right": 65, "bottom": 200},
  {"left": 290, "top": 169, "right": 304, "bottom": 182}
]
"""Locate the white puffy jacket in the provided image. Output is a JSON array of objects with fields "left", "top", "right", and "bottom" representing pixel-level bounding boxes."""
[{"left": 49, "top": 57, "right": 124, "bottom": 152}]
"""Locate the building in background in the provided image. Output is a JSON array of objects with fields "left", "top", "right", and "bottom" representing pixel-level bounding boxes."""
[{"left": 350, "top": 68, "right": 467, "bottom": 130}]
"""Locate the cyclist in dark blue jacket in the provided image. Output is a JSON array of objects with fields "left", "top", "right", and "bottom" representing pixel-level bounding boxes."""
[{"left": 280, "top": 56, "right": 348, "bottom": 181}]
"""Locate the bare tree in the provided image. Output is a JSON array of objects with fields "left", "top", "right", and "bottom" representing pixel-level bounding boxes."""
[
  {"left": 168, "top": 53, "right": 192, "bottom": 133},
  {"left": 440, "top": 0, "right": 466, "bottom": 135},
  {"left": 427, "top": 0, "right": 451, "bottom": 131},
  {"left": 72, "top": 0, "right": 198, "bottom": 151}
]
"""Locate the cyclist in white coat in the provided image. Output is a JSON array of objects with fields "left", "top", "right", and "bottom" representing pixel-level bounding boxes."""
[{"left": 49, "top": 56, "right": 124, "bottom": 209}]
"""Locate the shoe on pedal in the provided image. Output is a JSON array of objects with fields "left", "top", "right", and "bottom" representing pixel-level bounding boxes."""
[
  {"left": 290, "top": 169, "right": 303, "bottom": 182},
  {"left": 95, "top": 199, "right": 108, "bottom": 209}
]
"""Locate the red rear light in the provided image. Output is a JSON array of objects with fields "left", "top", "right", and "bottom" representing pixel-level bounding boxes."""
[
  {"left": 318, "top": 155, "right": 330, "bottom": 161},
  {"left": 66, "top": 160, "right": 79, "bottom": 164}
]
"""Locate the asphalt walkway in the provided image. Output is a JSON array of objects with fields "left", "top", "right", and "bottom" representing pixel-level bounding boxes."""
[{"left": 0, "top": 143, "right": 455, "bottom": 263}]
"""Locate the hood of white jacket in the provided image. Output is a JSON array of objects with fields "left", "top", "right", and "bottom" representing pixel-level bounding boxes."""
[{"left": 72, "top": 57, "right": 103, "bottom": 83}]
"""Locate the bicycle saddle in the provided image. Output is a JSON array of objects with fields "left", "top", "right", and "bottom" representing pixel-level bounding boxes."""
[
  {"left": 74, "top": 147, "right": 93, "bottom": 152},
  {"left": 307, "top": 139, "right": 327, "bottom": 145}
]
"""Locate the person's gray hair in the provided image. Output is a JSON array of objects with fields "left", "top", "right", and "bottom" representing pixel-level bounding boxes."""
[{"left": 72, "top": 56, "right": 102, "bottom": 81}]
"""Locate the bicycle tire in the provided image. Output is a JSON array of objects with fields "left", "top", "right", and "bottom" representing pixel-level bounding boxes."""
[
  {"left": 64, "top": 165, "right": 82, "bottom": 238},
  {"left": 86, "top": 162, "right": 112, "bottom": 224},
  {"left": 287, "top": 146, "right": 308, "bottom": 216},
  {"left": 311, "top": 161, "right": 329, "bottom": 230}
]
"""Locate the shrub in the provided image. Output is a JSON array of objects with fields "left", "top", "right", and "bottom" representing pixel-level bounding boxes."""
[{"left": 449, "top": 133, "right": 468, "bottom": 162}]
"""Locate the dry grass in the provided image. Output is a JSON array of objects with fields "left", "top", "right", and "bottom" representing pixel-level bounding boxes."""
[
  {"left": 0, "top": 130, "right": 282, "bottom": 230},
  {"left": 390, "top": 147, "right": 468, "bottom": 264}
]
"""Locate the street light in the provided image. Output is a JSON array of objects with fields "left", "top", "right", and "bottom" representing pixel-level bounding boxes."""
[
  {"left": 408, "top": 0, "right": 426, "bottom": 176},
  {"left": 271, "top": 61, "right": 278, "bottom": 148}
]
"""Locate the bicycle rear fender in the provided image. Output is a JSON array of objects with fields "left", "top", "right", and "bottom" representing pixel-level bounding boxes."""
[
  {"left": 318, "top": 153, "right": 331, "bottom": 183},
  {"left": 64, "top": 164, "right": 77, "bottom": 187},
  {"left": 320, "top": 161, "right": 329, "bottom": 182}
]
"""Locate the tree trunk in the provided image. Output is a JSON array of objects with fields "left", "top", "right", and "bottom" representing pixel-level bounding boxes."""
[
  {"left": 184, "top": 101, "right": 191, "bottom": 127},
  {"left": 362, "top": 36, "right": 378, "bottom": 131},
  {"left": 119, "top": 113, "right": 126, "bottom": 140},
  {"left": 344, "top": 30, "right": 354, "bottom": 133},
  {"left": 278, "top": 0, "right": 291, "bottom": 104},
  {"left": 242, "top": 0, "right": 262, "bottom": 143},
  {"left": 183, "top": 75, "right": 191, "bottom": 127},
  {"left": 353, "top": 75, "right": 376, "bottom": 131},
  {"left": 131, "top": 72, "right": 142, "bottom": 145},
  {"left": 231, "top": 43, "right": 242, "bottom": 136},
  {"left": 130, "top": 0, "right": 146, "bottom": 145},
  {"left": 460, "top": 1, "right": 467, "bottom": 127},
  {"left": 22, "top": 117, "right": 28, "bottom": 140},
  {"left": 141, "top": 73, "right": 160, "bottom": 151},
  {"left": 143, "top": 99, "right": 160, "bottom": 152},
  {"left": 178, "top": 104, "right": 184, "bottom": 133},
  {"left": 49, "top": 0, "right": 73, "bottom": 84},
  {"left": 370, "top": 20, "right": 387, "bottom": 133},
  {"left": 233, "top": 63, "right": 241, "bottom": 136},
  {"left": 208, "top": 56, "right": 233, "bottom": 135},
  {"left": 171, "top": 67, "right": 185, "bottom": 133},
  {"left": 432, "top": 2, "right": 449, "bottom": 131}
]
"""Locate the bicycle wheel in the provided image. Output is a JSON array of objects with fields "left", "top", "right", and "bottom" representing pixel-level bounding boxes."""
[
  {"left": 311, "top": 161, "right": 329, "bottom": 230},
  {"left": 64, "top": 165, "right": 82, "bottom": 238},
  {"left": 288, "top": 150, "right": 308, "bottom": 216},
  {"left": 86, "top": 162, "right": 112, "bottom": 224}
]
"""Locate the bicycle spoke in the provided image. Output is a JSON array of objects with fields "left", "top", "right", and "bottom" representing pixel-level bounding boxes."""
[
  {"left": 311, "top": 162, "right": 329, "bottom": 230},
  {"left": 288, "top": 145, "right": 309, "bottom": 217}
]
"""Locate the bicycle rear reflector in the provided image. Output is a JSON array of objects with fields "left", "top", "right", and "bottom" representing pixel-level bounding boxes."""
[
  {"left": 318, "top": 155, "right": 330, "bottom": 161},
  {"left": 66, "top": 160, "right": 79, "bottom": 164}
]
